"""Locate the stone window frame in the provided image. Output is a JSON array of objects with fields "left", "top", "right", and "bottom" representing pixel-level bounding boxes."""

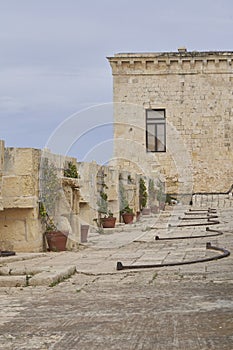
[{"left": 146, "top": 109, "right": 166, "bottom": 152}]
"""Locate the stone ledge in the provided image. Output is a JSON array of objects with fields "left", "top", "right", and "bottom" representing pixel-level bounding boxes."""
[
  {"left": 3, "top": 196, "right": 38, "bottom": 208},
  {"left": 29, "top": 265, "right": 76, "bottom": 286},
  {"left": 0, "top": 264, "right": 76, "bottom": 287},
  {"left": 0, "top": 275, "right": 28, "bottom": 287},
  {"left": 108, "top": 52, "right": 233, "bottom": 75}
]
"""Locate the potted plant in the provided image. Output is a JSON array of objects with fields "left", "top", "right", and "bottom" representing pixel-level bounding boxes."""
[
  {"left": 119, "top": 181, "right": 135, "bottom": 224},
  {"left": 40, "top": 158, "right": 69, "bottom": 251},
  {"left": 139, "top": 178, "right": 150, "bottom": 214},
  {"left": 40, "top": 203, "right": 68, "bottom": 251},
  {"left": 101, "top": 211, "right": 116, "bottom": 228},
  {"left": 97, "top": 189, "right": 116, "bottom": 229},
  {"left": 121, "top": 205, "right": 134, "bottom": 224}
]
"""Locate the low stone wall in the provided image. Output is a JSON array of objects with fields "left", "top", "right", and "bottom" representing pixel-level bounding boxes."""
[
  {"left": 0, "top": 208, "right": 42, "bottom": 252},
  {"left": 192, "top": 193, "right": 233, "bottom": 208},
  {"left": 0, "top": 142, "right": 162, "bottom": 252}
]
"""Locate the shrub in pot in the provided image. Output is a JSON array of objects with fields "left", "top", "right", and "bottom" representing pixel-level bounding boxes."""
[
  {"left": 39, "top": 158, "right": 69, "bottom": 252},
  {"left": 42, "top": 213, "right": 68, "bottom": 252},
  {"left": 97, "top": 188, "right": 116, "bottom": 229},
  {"left": 101, "top": 211, "right": 116, "bottom": 228},
  {"left": 121, "top": 206, "right": 135, "bottom": 224}
]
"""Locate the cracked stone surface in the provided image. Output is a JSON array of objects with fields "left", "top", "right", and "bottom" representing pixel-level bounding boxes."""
[{"left": 0, "top": 207, "right": 232, "bottom": 349}]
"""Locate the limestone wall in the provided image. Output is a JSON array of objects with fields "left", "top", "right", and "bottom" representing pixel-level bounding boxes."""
[
  {"left": 77, "top": 161, "right": 158, "bottom": 227},
  {"left": 0, "top": 208, "right": 42, "bottom": 252},
  {"left": 3, "top": 147, "right": 40, "bottom": 209},
  {"left": 0, "top": 147, "right": 42, "bottom": 251},
  {"left": 0, "top": 143, "right": 161, "bottom": 252},
  {"left": 77, "top": 162, "right": 120, "bottom": 226},
  {"left": 0, "top": 147, "right": 82, "bottom": 252},
  {"left": 108, "top": 50, "right": 233, "bottom": 196},
  {"left": 77, "top": 161, "right": 99, "bottom": 227},
  {"left": 39, "top": 150, "right": 81, "bottom": 249}
]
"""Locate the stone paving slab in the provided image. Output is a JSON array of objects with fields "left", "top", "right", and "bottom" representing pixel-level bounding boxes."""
[
  {"left": 0, "top": 252, "right": 80, "bottom": 287},
  {"left": 29, "top": 265, "right": 77, "bottom": 286},
  {"left": 0, "top": 275, "right": 28, "bottom": 288}
]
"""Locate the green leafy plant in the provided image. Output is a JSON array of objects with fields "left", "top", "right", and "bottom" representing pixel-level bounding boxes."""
[
  {"left": 45, "top": 216, "right": 57, "bottom": 232},
  {"left": 97, "top": 191, "right": 108, "bottom": 215},
  {"left": 95, "top": 170, "right": 115, "bottom": 229},
  {"left": 39, "top": 202, "right": 57, "bottom": 232},
  {"left": 127, "top": 174, "right": 134, "bottom": 184},
  {"left": 157, "top": 181, "right": 166, "bottom": 203},
  {"left": 139, "top": 178, "right": 148, "bottom": 209},
  {"left": 39, "top": 158, "right": 61, "bottom": 232},
  {"left": 119, "top": 181, "right": 133, "bottom": 214},
  {"left": 64, "top": 161, "right": 79, "bottom": 178},
  {"left": 107, "top": 210, "right": 114, "bottom": 217},
  {"left": 39, "top": 202, "right": 47, "bottom": 218},
  {"left": 120, "top": 205, "right": 133, "bottom": 215}
]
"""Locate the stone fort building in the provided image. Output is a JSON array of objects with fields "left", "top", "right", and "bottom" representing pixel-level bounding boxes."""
[{"left": 108, "top": 49, "right": 233, "bottom": 200}]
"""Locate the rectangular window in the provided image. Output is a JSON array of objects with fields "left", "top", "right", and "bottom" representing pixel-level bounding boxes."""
[{"left": 146, "top": 109, "right": 166, "bottom": 152}]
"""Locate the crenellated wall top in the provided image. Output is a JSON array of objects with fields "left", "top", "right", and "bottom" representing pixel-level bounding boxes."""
[{"left": 107, "top": 50, "right": 233, "bottom": 75}]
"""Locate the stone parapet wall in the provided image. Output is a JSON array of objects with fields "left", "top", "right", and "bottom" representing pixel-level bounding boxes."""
[
  {"left": 192, "top": 193, "right": 233, "bottom": 208},
  {"left": 0, "top": 143, "right": 161, "bottom": 252},
  {"left": 77, "top": 161, "right": 102, "bottom": 226},
  {"left": 109, "top": 51, "right": 233, "bottom": 75},
  {"left": 0, "top": 146, "right": 82, "bottom": 252},
  {"left": 3, "top": 148, "right": 41, "bottom": 208},
  {"left": 77, "top": 162, "right": 137, "bottom": 226}
]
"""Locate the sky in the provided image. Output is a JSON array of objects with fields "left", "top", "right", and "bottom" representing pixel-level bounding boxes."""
[{"left": 0, "top": 0, "right": 233, "bottom": 163}]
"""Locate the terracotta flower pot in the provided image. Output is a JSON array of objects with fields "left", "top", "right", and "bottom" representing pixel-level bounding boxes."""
[
  {"left": 101, "top": 217, "right": 116, "bottom": 228},
  {"left": 45, "top": 231, "right": 68, "bottom": 252},
  {"left": 122, "top": 213, "right": 134, "bottom": 224}
]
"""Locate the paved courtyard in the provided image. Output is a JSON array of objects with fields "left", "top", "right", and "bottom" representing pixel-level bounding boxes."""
[{"left": 0, "top": 206, "right": 233, "bottom": 349}]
